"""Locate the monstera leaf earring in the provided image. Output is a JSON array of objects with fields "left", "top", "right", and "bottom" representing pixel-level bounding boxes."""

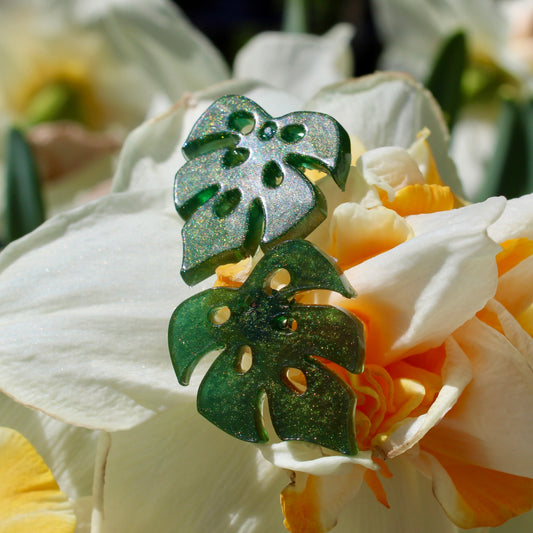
[
  {"left": 169, "top": 95, "right": 366, "bottom": 456},
  {"left": 174, "top": 95, "right": 351, "bottom": 285}
]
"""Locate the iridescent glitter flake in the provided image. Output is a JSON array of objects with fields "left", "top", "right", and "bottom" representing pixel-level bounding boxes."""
[
  {"left": 168, "top": 240, "right": 365, "bottom": 455},
  {"left": 174, "top": 95, "right": 351, "bottom": 286}
]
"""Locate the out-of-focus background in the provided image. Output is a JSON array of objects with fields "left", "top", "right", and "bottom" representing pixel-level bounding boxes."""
[{"left": 176, "top": 0, "right": 382, "bottom": 76}]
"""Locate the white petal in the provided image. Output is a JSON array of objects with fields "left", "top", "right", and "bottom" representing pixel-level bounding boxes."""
[
  {"left": 305, "top": 72, "right": 462, "bottom": 196},
  {"left": 112, "top": 80, "right": 303, "bottom": 193},
  {"left": 0, "top": 189, "right": 208, "bottom": 431},
  {"left": 334, "top": 457, "right": 459, "bottom": 533},
  {"left": 68, "top": 0, "right": 229, "bottom": 102},
  {"left": 449, "top": 109, "right": 498, "bottom": 202},
  {"left": 372, "top": 0, "right": 506, "bottom": 79},
  {"left": 73, "top": 496, "right": 93, "bottom": 533},
  {"left": 260, "top": 441, "right": 376, "bottom": 476},
  {"left": 0, "top": 393, "right": 97, "bottom": 500},
  {"left": 234, "top": 24, "right": 354, "bottom": 100},
  {"left": 99, "top": 399, "right": 288, "bottom": 533},
  {"left": 488, "top": 193, "right": 533, "bottom": 243},
  {"left": 436, "top": 312, "right": 533, "bottom": 477},
  {"left": 343, "top": 198, "right": 504, "bottom": 363},
  {"left": 357, "top": 146, "right": 425, "bottom": 198}
]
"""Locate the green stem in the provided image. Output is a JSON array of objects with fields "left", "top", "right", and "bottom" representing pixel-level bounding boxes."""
[{"left": 282, "top": 0, "right": 308, "bottom": 33}]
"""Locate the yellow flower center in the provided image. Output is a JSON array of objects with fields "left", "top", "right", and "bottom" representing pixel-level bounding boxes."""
[{"left": 9, "top": 60, "right": 104, "bottom": 129}]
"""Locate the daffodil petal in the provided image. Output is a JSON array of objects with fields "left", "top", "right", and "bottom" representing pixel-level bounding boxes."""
[
  {"left": 97, "top": 398, "right": 288, "bottom": 533},
  {"left": 380, "top": 336, "right": 472, "bottom": 458},
  {"left": 342, "top": 198, "right": 504, "bottom": 363},
  {"left": 259, "top": 441, "right": 376, "bottom": 476},
  {"left": 449, "top": 111, "right": 498, "bottom": 202},
  {"left": 281, "top": 467, "right": 365, "bottom": 533},
  {"left": 234, "top": 23, "right": 354, "bottom": 100},
  {"left": 357, "top": 146, "right": 425, "bottom": 198},
  {"left": 305, "top": 72, "right": 462, "bottom": 197},
  {"left": 427, "top": 313, "right": 533, "bottom": 478},
  {"left": 326, "top": 202, "right": 413, "bottom": 269},
  {"left": 112, "top": 79, "right": 303, "bottom": 193},
  {"left": 488, "top": 193, "right": 533, "bottom": 243},
  {"left": 495, "top": 254, "right": 533, "bottom": 316},
  {"left": 332, "top": 457, "right": 459, "bottom": 533},
  {"left": 418, "top": 450, "right": 533, "bottom": 528},
  {"left": 485, "top": 507, "right": 533, "bottom": 533},
  {"left": 69, "top": 0, "right": 229, "bottom": 112},
  {"left": 72, "top": 496, "right": 93, "bottom": 533},
  {"left": 0, "top": 393, "right": 97, "bottom": 500},
  {"left": 372, "top": 0, "right": 506, "bottom": 79},
  {"left": 0, "top": 426, "right": 76, "bottom": 533},
  {"left": 0, "top": 188, "right": 208, "bottom": 431}
]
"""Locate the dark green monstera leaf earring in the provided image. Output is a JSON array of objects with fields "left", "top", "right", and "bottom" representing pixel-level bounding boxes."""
[
  {"left": 169, "top": 240, "right": 365, "bottom": 455},
  {"left": 174, "top": 94, "right": 351, "bottom": 286}
]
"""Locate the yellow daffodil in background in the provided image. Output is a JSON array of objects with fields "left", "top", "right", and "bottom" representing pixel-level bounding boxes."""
[
  {"left": 0, "top": 426, "right": 75, "bottom": 532},
  {"left": 0, "top": 71, "right": 532, "bottom": 532},
  {"left": 372, "top": 0, "right": 533, "bottom": 202},
  {"left": 0, "top": 0, "right": 229, "bottom": 241}
]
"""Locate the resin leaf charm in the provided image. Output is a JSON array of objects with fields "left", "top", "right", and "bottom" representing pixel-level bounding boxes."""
[
  {"left": 174, "top": 95, "right": 351, "bottom": 285},
  {"left": 168, "top": 240, "right": 365, "bottom": 455}
]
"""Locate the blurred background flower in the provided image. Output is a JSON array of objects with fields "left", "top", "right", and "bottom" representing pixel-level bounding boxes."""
[
  {"left": 0, "top": 0, "right": 229, "bottom": 244},
  {"left": 372, "top": 0, "right": 533, "bottom": 202}
]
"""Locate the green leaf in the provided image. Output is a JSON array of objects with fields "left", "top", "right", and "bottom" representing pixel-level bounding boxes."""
[
  {"left": 523, "top": 99, "right": 533, "bottom": 195},
  {"left": 426, "top": 31, "right": 467, "bottom": 129},
  {"left": 5, "top": 128, "right": 45, "bottom": 243},
  {"left": 174, "top": 94, "right": 351, "bottom": 285},
  {"left": 168, "top": 240, "right": 365, "bottom": 455}
]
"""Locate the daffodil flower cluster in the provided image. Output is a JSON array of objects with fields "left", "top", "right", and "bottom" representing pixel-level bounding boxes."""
[{"left": 0, "top": 70, "right": 532, "bottom": 533}]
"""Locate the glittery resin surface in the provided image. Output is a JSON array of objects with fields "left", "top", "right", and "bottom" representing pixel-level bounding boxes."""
[
  {"left": 168, "top": 240, "right": 365, "bottom": 455},
  {"left": 174, "top": 95, "right": 351, "bottom": 285}
]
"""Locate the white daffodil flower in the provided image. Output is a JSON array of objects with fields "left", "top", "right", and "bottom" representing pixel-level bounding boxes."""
[
  {"left": 372, "top": 0, "right": 533, "bottom": 201},
  {"left": 0, "top": 0, "right": 229, "bottom": 235},
  {"left": 233, "top": 23, "right": 355, "bottom": 101},
  {"left": 1, "top": 73, "right": 532, "bottom": 533}
]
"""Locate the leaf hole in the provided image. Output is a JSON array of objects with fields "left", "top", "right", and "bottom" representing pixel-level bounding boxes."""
[
  {"left": 222, "top": 147, "right": 249, "bottom": 168},
  {"left": 228, "top": 110, "right": 255, "bottom": 135},
  {"left": 271, "top": 315, "right": 298, "bottom": 332},
  {"left": 280, "top": 123, "right": 306, "bottom": 143},
  {"left": 282, "top": 367, "right": 307, "bottom": 395},
  {"left": 262, "top": 161, "right": 284, "bottom": 188},
  {"left": 264, "top": 268, "right": 291, "bottom": 295},
  {"left": 236, "top": 345, "right": 253, "bottom": 373},
  {"left": 213, "top": 189, "right": 242, "bottom": 218},
  {"left": 176, "top": 184, "right": 219, "bottom": 220},
  {"left": 258, "top": 121, "right": 277, "bottom": 141},
  {"left": 208, "top": 305, "right": 231, "bottom": 325}
]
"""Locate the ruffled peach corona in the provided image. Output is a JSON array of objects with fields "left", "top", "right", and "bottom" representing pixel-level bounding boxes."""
[{"left": 216, "top": 135, "right": 533, "bottom": 533}]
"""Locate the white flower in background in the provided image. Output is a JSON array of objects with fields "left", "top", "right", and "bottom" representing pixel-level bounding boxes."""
[
  {"left": 1, "top": 72, "right": 533, "bottom": 532},
  {"left": 0, "top": 392, "right": 97, "bottom": 533},
  {"left": 0, "top": 0, "right": 229, "bottom": 236},
  {"left": 233, "top": 23, "right": 355, "bottom": 101},
  {"left": 372, "top": 0, "right": 533, "bottom": 201}
]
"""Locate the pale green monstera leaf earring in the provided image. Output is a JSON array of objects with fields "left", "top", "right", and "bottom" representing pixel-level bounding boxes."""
[{"left": 174, "top": 94, "right": 351, "bottom": 286}]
